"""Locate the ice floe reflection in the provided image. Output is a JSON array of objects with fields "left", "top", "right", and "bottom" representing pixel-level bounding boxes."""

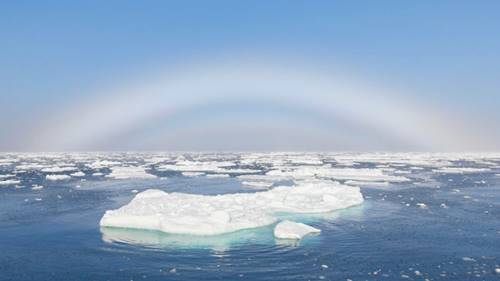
[{"left": 101, "top": 224, "right": 322, "bottom": 251}]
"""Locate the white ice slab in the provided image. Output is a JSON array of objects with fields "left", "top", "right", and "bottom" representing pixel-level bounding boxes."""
[
  {"left": 0, "top": 179, "right": 20, "bottom": 185},
  {"left": 100, "top": 180, "right": 363, "bottom": 236},
  {"left": 106, "top": 166, "right": 156, "bottom": 179},
  {"left": 70, "top": 171, "right": 86, "bottom": 177},
  {"left": 46, "top": 174, "right": 71, "bottom": 181},
  {"left": 267, "top": 166, "right": 409, "bottom": 183}
]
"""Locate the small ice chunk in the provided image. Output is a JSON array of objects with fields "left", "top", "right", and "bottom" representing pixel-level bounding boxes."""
[
  {"left": 273, "top": 220, "right": 321, "bottom": 240},
  {"left": 86, "top": 160, "right": 121, "bottom": 169},
  {"left": 241, "top": 181, "right": 273, "bottom": 188},
  {"left": 31, "top": 185, "right": 44, "bottom": 190},
  {"left": 46, "top": 174, "right": 71, "bottom": 181},
  {"left": 106, "top": 166, "right": 156, "bottom": 179},
  {"left": 416, "top": 203, "right": 427, "bottom": 209},
  {"left": 70, "top": 171, "right": 85, "bottom": 177},
  {"left": 0, "top": 179, "right": 21, "bottom": 185}
]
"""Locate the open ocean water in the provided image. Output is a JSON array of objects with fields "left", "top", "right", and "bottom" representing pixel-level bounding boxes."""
[{"left": 1, "top": 152, "right": 499, "bottom": 281}]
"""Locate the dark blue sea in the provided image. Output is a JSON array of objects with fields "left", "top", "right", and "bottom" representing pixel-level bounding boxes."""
[{"left": 1, "top": 152, "right": 499, "bottom": 280}]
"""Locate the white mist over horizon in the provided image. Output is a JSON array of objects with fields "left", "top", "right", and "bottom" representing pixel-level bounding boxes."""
[{"left": 5, "top": 56, "right": 494, "bottom": 152}]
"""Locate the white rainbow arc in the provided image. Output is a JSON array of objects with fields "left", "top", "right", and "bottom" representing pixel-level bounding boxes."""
[{"left": 31, "top": 59, "right": 488, "bottom": 151}]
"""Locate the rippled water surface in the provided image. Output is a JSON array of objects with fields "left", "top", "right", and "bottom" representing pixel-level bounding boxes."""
[{"left": 1, "top": 152, "right": 499, "bottom": 280}]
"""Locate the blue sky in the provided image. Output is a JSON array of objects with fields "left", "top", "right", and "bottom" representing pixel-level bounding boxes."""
[{"left": 1, "top": 1, "right": 499, "bottom": 151}]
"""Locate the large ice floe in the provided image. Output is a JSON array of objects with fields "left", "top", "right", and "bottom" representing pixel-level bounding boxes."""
[{"left": 100, "top": 180, "right": 363, "bottom": 236}]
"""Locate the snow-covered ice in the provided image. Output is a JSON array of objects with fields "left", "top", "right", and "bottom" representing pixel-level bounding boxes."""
[
  {"left": 70, "top": 171, "right": 86, "bottom": 177},
  {"left": 344, "top": 180, "right": 390, "bottom": 187},
  {"left": 31, "top": 184, "right": 44, "bottom": 190},
  {"left": 106, "top": 166, "right": 156, "bottom": 179},
  {"left": 267, "top": 166, "right": 409, "bottom": 183},
  {"left": 100, "top": 180, "right": 363, "bottom": 236},
  {"left": 0, "top": 179, "right": 21, "bottom": 185},
  {"left": 46, "top": 174, "right": 71, "bottom": 181}
]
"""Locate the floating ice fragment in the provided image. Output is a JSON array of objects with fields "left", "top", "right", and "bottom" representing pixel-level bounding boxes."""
[
  {"left": 267, "top": 167, "right": 409, "bottom": 183},
  {"left": 0, "top": 179, "right": 20, "bottom": 185},
  {"left": 86, "top": 160, "right": 121, "bottom": 169},
  {"left": 70, "top": 171, "right": 85, "bottom": 177},
  {"left": 273, "top": 220, "right": 321, "bottom": 240},
  {"left": 46, "top": 174, "right": 71, "bottom": 181},
  {"left": 31, "top": 185, "right": 44, "bottom": 190},
  {"left": 416, "top": 203, "right": 427, "bottom": 209},
  {"left": 106, "top": 166, "right": 156, "bottom": 179}
]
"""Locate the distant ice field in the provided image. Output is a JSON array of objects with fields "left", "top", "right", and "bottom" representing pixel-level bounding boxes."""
[{"left": 1, "top": 152, "right": 500, "bottom": 280}]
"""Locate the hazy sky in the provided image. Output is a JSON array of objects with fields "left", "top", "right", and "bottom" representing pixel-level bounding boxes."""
[{"left": 1, "top": 1, "right": 499, "bottom": 151}]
